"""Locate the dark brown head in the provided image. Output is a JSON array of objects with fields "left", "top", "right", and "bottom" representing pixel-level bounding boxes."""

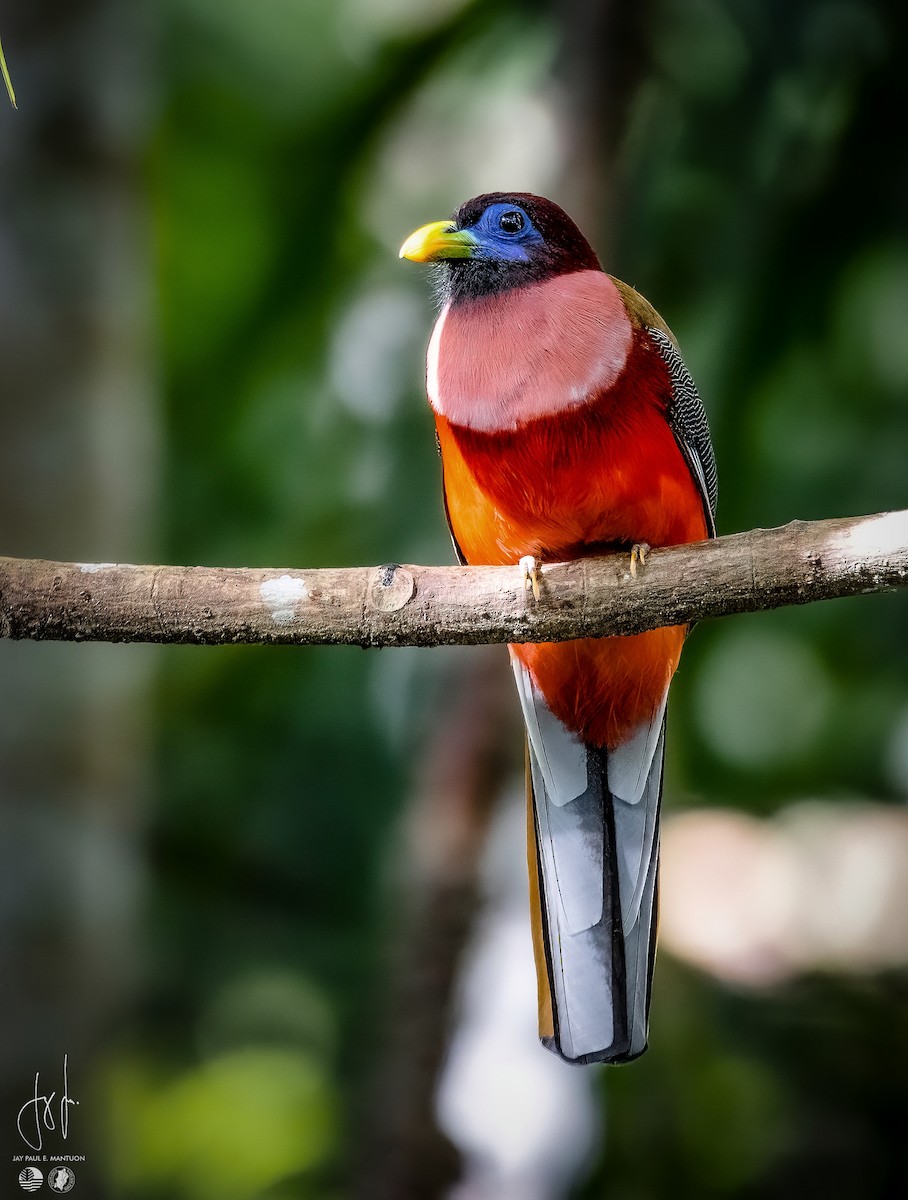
[{"left": 400, "top": 193, "right": 601, "bottom": 303}]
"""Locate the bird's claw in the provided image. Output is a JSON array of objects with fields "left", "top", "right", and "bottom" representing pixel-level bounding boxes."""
[
  {"left": 519, "top": 554, "right": 541, "bottom": 601},
  {"left": 630, "top": 543, "right": 650, "bottom": 578}
]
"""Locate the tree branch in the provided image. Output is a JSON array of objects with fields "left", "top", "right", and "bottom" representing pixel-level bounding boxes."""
[{"left": 1, "top": 511, "right": 906, "bottom": 648}]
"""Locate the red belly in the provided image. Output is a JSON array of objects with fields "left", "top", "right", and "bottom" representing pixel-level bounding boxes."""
[{"left": 436, "top": 354, "right": 708, "bottom": 748}]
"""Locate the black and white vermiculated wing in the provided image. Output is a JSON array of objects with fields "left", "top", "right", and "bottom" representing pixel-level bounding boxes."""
[{"left": 646, "top": 325, "right": 718, "bottom": 538}]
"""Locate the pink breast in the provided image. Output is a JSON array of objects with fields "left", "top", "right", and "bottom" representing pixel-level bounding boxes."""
[{"left": 426, "top": 270, "right": 632, "bottom": 432}]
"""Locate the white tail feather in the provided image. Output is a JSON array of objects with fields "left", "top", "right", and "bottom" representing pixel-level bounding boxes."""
[
  {"left": 529, "top": 746, "right": 616, "bottom": 1058},
  {"left": 510, "top": 653, "right": 587, "bottom": 805},
  {"left": 607, "top": 694, "right": 668, "bottom": 803},
  {"left": 518, "top": 655, "right": 666, "bottom": 1063}
]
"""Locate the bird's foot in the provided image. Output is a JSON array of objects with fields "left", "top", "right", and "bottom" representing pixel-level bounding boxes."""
[
  {"left": 519, "top": 554, "right": 541, "bottom": 601},
  {"left": 629, "top": 543, "right": 650, "bottom": 578}
]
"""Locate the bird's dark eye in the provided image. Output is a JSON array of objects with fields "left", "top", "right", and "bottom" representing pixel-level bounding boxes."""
[{"left": 499, "top": 210, "right": 525, "bottom": 234}]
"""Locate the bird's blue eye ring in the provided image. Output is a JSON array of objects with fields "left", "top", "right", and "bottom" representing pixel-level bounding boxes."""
[{"left": 499, "top": 209, "right": 525, "bottom": 234}]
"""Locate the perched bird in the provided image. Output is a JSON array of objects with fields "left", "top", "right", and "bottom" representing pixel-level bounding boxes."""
[{"left": 400, "top": 194, "right": 717, "bottom": 1065}]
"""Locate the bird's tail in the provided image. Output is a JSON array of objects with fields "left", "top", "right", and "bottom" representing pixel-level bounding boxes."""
[{"left": 513, "top": 656, "right": 665, "bottom": 1065}]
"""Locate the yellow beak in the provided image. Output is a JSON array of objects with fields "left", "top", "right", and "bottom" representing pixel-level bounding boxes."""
[{"left": 399, "top": 220, "right": 478, "bottom": 263}]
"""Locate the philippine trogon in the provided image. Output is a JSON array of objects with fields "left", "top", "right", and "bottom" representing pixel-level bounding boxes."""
[{"left": 400, "top": 193, "right": 717, "bottom": 1065}]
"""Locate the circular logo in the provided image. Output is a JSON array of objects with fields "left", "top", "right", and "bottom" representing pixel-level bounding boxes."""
[
  {"left": 17, "top": 1167, "right": 43, "bottom": 1192},
  {"left": 47, "top": 1165, "right": 75, "bottom": 1193}
]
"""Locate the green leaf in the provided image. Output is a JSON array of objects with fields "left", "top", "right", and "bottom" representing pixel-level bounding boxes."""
[{"left": 0, "top": 35, "right": 17, "bottom": 109}]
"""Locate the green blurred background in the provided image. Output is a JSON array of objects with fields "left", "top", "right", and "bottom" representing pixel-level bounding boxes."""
[{"left": 0, "top": 1, "right": 906, "bottom": 1197}]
